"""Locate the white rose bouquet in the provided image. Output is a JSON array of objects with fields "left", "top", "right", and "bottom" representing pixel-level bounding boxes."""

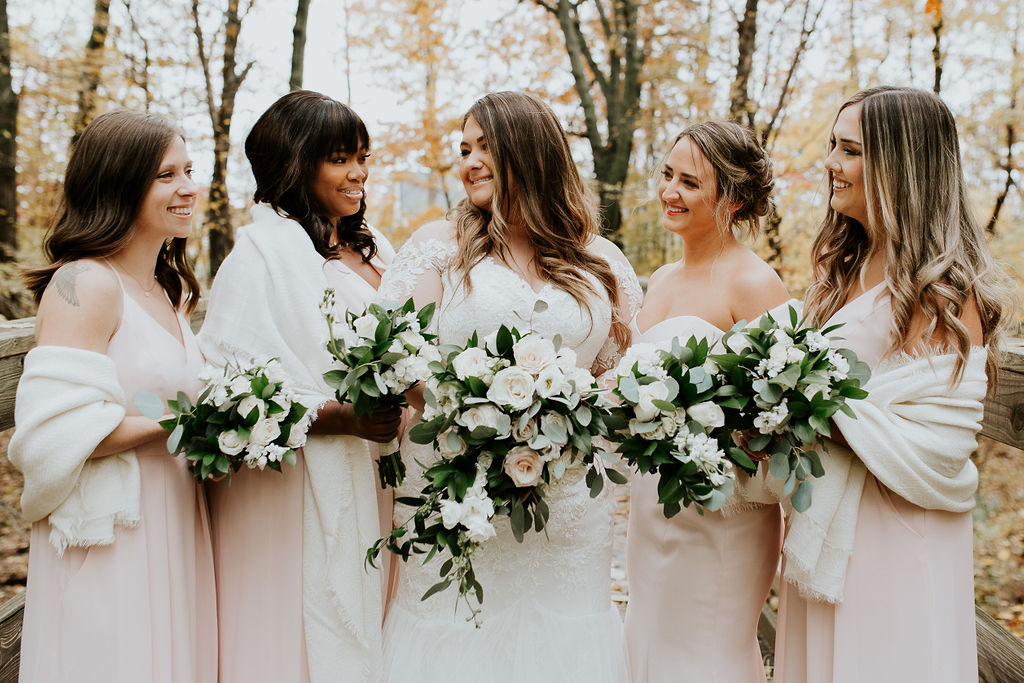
[
  {"left": 605, "top": 335, "right": 740, "bottom": 517},
  {"left": 367, "top": 317, "right": 618, "bottom": 624},
  {"left": 711, "top": 305, "right": 871, "bottom": 511},
  {"left": 320, "top": 289, "right": 439, "bottom": 488},
  {"left": 136, "top": 358, "right": 313, "bottom": 482}
]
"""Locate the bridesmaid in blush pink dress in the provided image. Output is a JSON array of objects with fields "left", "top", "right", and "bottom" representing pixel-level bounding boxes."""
[
  {"left": 199, "top": 91, "right": 400, "bottom": 683},
  {"left": 624, "top": 121, "right": 789, "bottom": 682},
  {"left": 13, "top": 111, "right": 216, "bottom": 682},
  {"left": 774, "top": 87, "right": 1012, "bottom": 683}
]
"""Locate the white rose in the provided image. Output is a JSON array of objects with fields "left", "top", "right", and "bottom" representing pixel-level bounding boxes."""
[
  {"left": 461, "top": 498, "right": 497, "bottom": 543},
  {"left": 534, "top": 365, "right": 566, "bottom": 398},
  {"left": 398, "top": 329, "right": 426, "bottom": 349},
  {"left": 513, "top": 334, "right": 557, "bottom": 375},
  {"left": 540, "top": 412, "right": 570, "bottom": 445},
  {"left": 455, "top": 404, "right": 504, "bottom": 433},
  {"left": 437, "top": 428, "right": 467, "bottom": 458},
  {"left": 237, "top": 395, "right": 266, "bottom": 422},
  {"left": 439, "top": 499, "right": 464, "bottom": 529},
  {"left": 805, "top": 330, "right": 830, "bottom": 352},
  {"left": 217, "top": 429, "right": 246, "bottom": 456},
  {"left": 208, "top": 383, "right": 230, "bottom": 408},
  {"left": 634, "top": 381, "right": 670, "bottom": 423},
  {"left": 285, "top": 419, "right": 308, "bottom": 448},
  {"left": 248, "top": 418, "right": 282, "bottom": 446},
  {"left": 555, "top": 347, "right": 578, "bottom": 372},
  {"left": 503, "top": 446, "right": 544, "bottom": 487},
  {"left": 264, "top": 361, "right": 287, "bottom": 384},
  {"left": 702, "top": 358, "right": 720, "bottom": 376},
  {"left": 786, "top": 346, "right": 806, "bottom": 365},
  {"left": 487, "top": 367, "right": 536, "bottom": 411},
  {"left": 228, "top": 375, "right": 252, "bottom": 396},
  {"left": 418, "top": 344, "right": 442, "bottom": 364},
  {"left": 353, "top": 314, "right": 379, "bottom": 339},
  {"left": 271, "top": 394, "right": 292, "bottom": 416},
  {"left": 687, "top": 401, "right": 726, "bottom": 429},
  {"left": 452, "top": 347, "right": 491, "bottom": 380},
  {"left": 724, "top": 333, "right": 749, "bottom": 354}
]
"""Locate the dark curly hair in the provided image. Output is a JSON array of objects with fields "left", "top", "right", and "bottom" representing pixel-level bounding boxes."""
[
  {"left": 669, "top": 120, "right": 774, "bottom": 239},
  {"left": 25, "top": 110, "right": 200, "bottom": 311},
  {"left": 244, "top": 90, "right": 376, "bottom": 262}
]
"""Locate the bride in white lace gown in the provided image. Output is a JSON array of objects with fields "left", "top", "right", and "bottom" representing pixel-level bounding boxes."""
[{"left": 375, "top": 92, "right": 642, "bottom": 683}]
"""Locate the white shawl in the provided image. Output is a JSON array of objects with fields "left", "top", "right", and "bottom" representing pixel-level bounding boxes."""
[
  {"left": 783, "top": 349, "right": 986, "bottom": 603},
  {"left": 8, "top": 345, "right": 140, "bottom": 554},
  {"left": 199, "top": 205, "right": 389, "bottom": 682}
]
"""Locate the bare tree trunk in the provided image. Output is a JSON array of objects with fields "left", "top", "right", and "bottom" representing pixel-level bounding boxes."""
[
  {"left": 988, "top": 10, "right": 1019, "bottom": 234},
  {"left": 290, "top": 0, "right": 311, "bottom": 91},
  {"left": 729, "top": 0, "right": 758, "bottom": 128},
  {"left": 123, "top": 0, "right": 153, "bottom": 110},
  {"left": 72, "top": 0, "right": 111, "bottom": 145},
  {"left": 534, "top": 0, "right": 645, "bottom": 245},
  {"left": 193, "top": 0, "right": 254, "bottom": 278},
  {"left": 761, "top": 0, "right": 823, "bottom": 147},
  {"left": 0, "top": 0, "right": 16, "bottom": 261},
  {"left": 929, "top": 0, "right": 943, "bottom": 94}
]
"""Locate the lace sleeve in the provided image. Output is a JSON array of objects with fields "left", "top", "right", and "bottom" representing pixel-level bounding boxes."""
[
  {"left": 592, "top": 253, "right": 644, "bottom": 377},
  {"left": 375, "top": 237, "right": 457, "bottom": 313}
]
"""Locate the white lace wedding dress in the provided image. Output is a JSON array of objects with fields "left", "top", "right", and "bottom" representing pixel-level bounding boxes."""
[{"left": 375, "top": 234, "right": 641, "bottom": 683}]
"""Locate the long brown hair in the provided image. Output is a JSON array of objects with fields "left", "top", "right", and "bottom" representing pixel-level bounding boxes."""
[
  {"left": 804, "top": 86, "right": 1013, "bottom": 384},
  {"left": 451, "top": 91, "right": 628, "bottom": 350},
  {"left": 25, "top": 110, "right": 200, "bottom": 312},
  {"left": 245, "top": 90, "right": 376, "bottom": 262}
]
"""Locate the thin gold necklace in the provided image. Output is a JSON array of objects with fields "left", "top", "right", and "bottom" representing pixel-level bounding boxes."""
[{"left": 114, "top": 262, "right": 159, "bottom": 297}]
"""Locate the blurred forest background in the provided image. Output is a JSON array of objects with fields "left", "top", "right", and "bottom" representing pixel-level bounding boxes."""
[{"left": 0, "top": 0, "right": 1023, "bottom": 642}]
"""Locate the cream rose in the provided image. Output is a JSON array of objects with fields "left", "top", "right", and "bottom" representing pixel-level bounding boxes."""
[
  {"left": 237, "top": 395, "right": 266, "bottom": 422},
  {"left": 217, "top": 429, "right": 246, "bottom": 456},
  {"left": 634, "top": 381, "right": 670, "bottom": 422},
  {"left": 487, "top": 367, "right": 536, "bottom": 411},
  {"left": 353, "top": 314, "right": 379, "bottom": 339},
  {"left": 512, "top": 417, "right": 539, "bottom": 443},
  {"left": 455, "top": 404, "right": 504, "bottom": 434},
  {"left": 513, "top": 334, "right": 556, "bottom": 375},
  {"left": 688, "top": 401, "right": 725, "bottom": 429},
  {"left": 452, "top": 347, "right": 491, "bottom": 381},
  {"left": 503, "top": 446, "right": 544, "bottom": 487},
  {"left": 248, "top": 418, "right": 282, "bottom": 446}
]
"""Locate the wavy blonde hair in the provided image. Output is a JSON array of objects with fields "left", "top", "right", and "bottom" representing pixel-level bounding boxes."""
[
  {"left": 804, "top": 86, "right": 1014, "bottom": 385},
  {"left": 450, "top": 91, "right": 628, "bottom": 351}
]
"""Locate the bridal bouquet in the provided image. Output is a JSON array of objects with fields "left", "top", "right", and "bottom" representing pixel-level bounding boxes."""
[
  {"left": 136, "top": 358, "right": 313, "bottom": 482},
  {"left": 320, "top": 289, "right": 438, "bottom": 487},
  {"left": 710, "top": 305, "right": 870, "bottom": 511},
  {"left": 605, "top": 335, "right": 745, "bottom": 517},
  {"left": 368, "top": 320, "right": 618, "bottom": 623}
]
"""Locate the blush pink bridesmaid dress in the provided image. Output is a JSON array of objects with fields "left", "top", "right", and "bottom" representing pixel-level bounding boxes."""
[
  {"left": 18, "top": 272, "right": 218, "bottom": 683},
  {"left": 624, "top": 315, "right": 783, "bottom": 683},
  {"left": 774, "top": 282, "right": 978, "bottom": 682}
]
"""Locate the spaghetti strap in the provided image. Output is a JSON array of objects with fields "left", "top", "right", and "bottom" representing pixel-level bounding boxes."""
[{"left": 102, "top": 259, "right": 128, "bottom": 294}]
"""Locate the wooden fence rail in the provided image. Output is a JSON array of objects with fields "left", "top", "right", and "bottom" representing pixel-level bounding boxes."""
[{"left": 0, "top": 322, "right": 1023, "bottom": 681}]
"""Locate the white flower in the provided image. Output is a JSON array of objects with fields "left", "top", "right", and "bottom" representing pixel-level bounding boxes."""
[
  {"left": 539, "top": 412, "right": 570, "bottom": 445},
  {"left": 285, "top": 417, "right": 309, "bottom": 448},
  {"left": 513, "top": 334, "right": 557, "bottom": 375},
  {"left": 753, "top": 399, "right": 790, "bottom": 434},
  {"left": 353, "top": 314, "right": 379, "bottom": 339},
  {"left": 452, "top": 347, "right": 492, "bottom": 381},
  {"left": 237, "top": 395, "right": 266, "bottom": 422},
  {"left": 771, "top": 328, "right": 794, "bottom": 347},
  {"left": 398, "top": 328, "right": 426, "bottom": 349},
  {"left": 418, "top": 344, "right": 442, "bottom": 364},
  {"left": 337, "top": 324, "right": 361, "bottom": 348},
  {"left": 534, "top": 365, "right": 566, "bottom": 398},
  {"left": 503, "top": 446, "right": 544, "bottom": 487},
  {"left": 439, "top": 499, "right": 464, "bottom": 529},
  {"left": 786, "top": 346, "right": 806, "bottom": 365},
  {"left": 539, "top": 443, "right": 562, "bottom": 462},
  {"left": 208, "top": 383, "right": 230, "bottom": 408},
  {"left": 249, "top": 417, "right": 282, "bottom": 446},
  {"left": 271, "top": 393, "right": 292, "bottom": 416},
  {"left": 461, "top": 493, "right": 497, "bottom": 543},
  {"left": 455, "top": 404, "right": 504, "bottom": 433},
  {"left": 629, "top": 418, "right": 668, "bottom": 441},
  {"left": 554, "top": 347, "right": 579, "bottom": 372},
  {"left": 801, "top": 382, "right": 831, "bottom": 401},
  {"left": 634, "top": 381, "right": 670, "bottom": 423},
  {"left": 688, "top": 401, "right": 725, "bottom": 429},
  {"left": 725, "top": 333, "right": 749, "bottom": 354},
  {"left": 827, "top": 350, "right": 849, "bottom": 381},
  {"left": 702, "top": 358, "right": 720, "bottom": 376},
  {"left": 805, "top": 330, "right": 830, "bottom": 352},
  {"left": 217, "top": 429, "right": 246, "bottom": 456},
  {"left": 487, "top": 367, "right": 536, "bottom": 411},
  {"left": 228, "top": 375, "right": 252, "bottom": 396},
  {"left": 243, "top": 444, "right": 268, "bottom": 469},
  {"left": 263, "top": 443, "right": 288, "bottom": 463}
]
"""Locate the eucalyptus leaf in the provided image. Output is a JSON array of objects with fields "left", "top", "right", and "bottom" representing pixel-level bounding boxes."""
[
  {"left": 790, "top": 480, "right": 813, "bottom": 512},
  {"left": 133, "top": 390, "right": 165, "bottom": 420},
  {"left": 768, "top": 451, "right": 790, "bottom": 480}
]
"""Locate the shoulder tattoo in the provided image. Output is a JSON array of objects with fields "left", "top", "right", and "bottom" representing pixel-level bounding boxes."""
[{"left": 52, "top": 262, "right": 90, "bottom": 307}]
